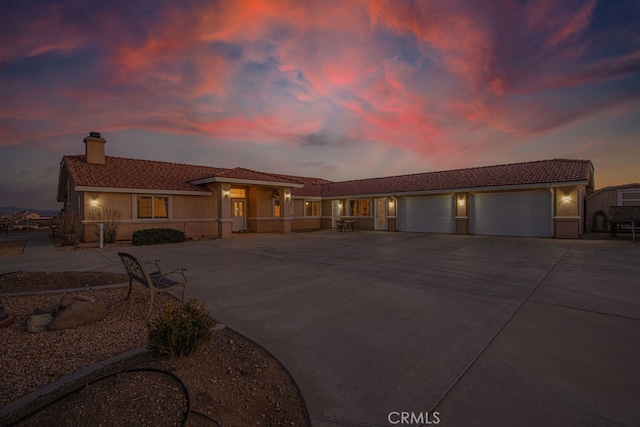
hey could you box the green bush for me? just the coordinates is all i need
[132,228,186,245]
[147,300,215,357]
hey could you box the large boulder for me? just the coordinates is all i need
[48,295,108,330]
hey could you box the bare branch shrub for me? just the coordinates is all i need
[87,207,121,243]
[59,211,81,246]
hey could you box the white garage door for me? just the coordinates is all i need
[397,195,455,233]
[470,190,552,237]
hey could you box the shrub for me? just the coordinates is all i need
[132,228,186,246]
[87,207,121,243]
[147,300,215,357]
[59,211,81,246]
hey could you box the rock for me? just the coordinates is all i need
[0,315,15,329]
[48,300,108,330]
[27,314,53,332]
[34,306,57,315]
[58,294,95,310]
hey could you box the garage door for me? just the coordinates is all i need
[470,190,552,237]
[397,195,455,233]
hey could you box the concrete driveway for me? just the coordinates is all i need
[2,231,639,426]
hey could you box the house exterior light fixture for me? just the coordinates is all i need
[90,198,98,207]
[563,195,570,202]
[223,189,230,199]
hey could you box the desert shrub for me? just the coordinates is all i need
[132,228,186,246]
[87,207,121,243]
[59,211,81,246]
[147,300,215,357]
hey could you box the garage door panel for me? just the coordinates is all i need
[398,195,454,233]
[470,190,552,237]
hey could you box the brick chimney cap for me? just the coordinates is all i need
[89,131,101,138]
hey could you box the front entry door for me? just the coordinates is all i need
[375,198,388,230]
[232,199,246,232]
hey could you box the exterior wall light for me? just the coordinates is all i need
[223,189,230,199]
[563,195,570,202]
[90,198,99,207]
[458,197,465,206]
[285,191,291,201]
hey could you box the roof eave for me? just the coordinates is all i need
[323,180,591,199]
[74,186,212,196]
[190,177,304,188]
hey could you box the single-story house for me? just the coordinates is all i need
[57,133,595,242]
[585,183,640,232]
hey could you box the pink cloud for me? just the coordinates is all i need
[547,0,597,46]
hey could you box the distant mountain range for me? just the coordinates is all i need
[0,206,59,217]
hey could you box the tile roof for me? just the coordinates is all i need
[212,168,304,186]
[269,174,333,197]
[62,155,593,199]
[62,155,229,192]
[320,159,594,197]
[62,157,310,193]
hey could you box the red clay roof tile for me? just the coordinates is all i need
[62,156,593,198]
[320,159,593,197]
[63,156,228,192]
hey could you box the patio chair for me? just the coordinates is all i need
[117,252,188,319]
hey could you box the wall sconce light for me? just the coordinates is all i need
[458,197,465,206]
[285,192,291,201]
[223,189,230,199]
[90,198,98,207]
[563,195,570,202]
[389,199,395,207]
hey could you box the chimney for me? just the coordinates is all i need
[83,132,106,164]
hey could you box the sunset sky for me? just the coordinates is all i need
[1,0,639,210]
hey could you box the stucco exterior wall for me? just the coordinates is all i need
[292,218,322,230]
[172,194,216,220]
[553,185,582,238]
[79,191,218,242]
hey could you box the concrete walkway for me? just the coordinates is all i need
[1,230,639,426]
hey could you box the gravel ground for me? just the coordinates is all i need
[0,286,179,407]
[0,271,309,426]
[0,240,26,257]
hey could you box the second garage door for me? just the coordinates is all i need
[397,195,455,233]
[470,190,552,237]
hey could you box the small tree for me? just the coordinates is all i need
[87,207,121,243]
[59,211,81,246]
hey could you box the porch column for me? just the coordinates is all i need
[455,192,469,235]
[218,183,232,238]
[281,187,292,234]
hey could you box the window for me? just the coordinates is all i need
[137,196,169,219]
[274,199,281,217]
[350,199,370,216]
[619,190,640,206]
[230,188,246,198]
[305,201,320,216]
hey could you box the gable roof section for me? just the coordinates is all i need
[269,174,333,197]
[60,157,306,196]
[61,155,228,194]
[321,159,594,197]
[190,167,304,188]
